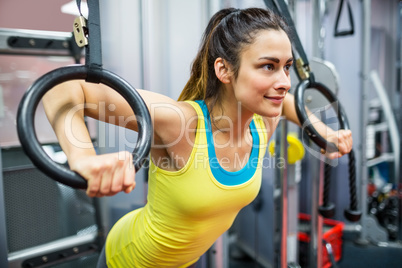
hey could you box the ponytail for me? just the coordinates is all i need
[177,36,210,101]
[178,8,237,102]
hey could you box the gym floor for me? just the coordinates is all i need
[26,231,402,268]
[337,232,402,268]
[229,231,402,268]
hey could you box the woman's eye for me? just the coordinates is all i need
[284,64,292,72]
[263,64,274,71]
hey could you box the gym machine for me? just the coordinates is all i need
[357,0,401,247]
[0,28,102,267]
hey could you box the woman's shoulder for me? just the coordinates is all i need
[179,100,203,118]
[150,100,200,171]
[159,100,199,125]
[152,100,199,146]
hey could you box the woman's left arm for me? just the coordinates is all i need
[282,93,353,159]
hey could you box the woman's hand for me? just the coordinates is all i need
[70,151,136,197]
[322,129,353,159]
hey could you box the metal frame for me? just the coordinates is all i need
[396,0,402,242]
[357,0,371,245]
[0,148,9,268]
[8,232,98,268]
[274,117,288,268]
[0,28,81,58]
[308,144,325,268]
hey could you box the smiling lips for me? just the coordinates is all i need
[264,95,284,104]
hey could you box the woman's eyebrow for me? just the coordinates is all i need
[259,56,279,63]
[258,57,294,63]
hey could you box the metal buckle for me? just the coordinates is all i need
[73,16,88,47]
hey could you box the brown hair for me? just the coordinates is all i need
[178,8,291,112]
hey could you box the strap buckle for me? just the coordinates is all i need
[295,58,310,81]
[73,16,88,47]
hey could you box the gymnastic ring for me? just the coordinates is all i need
[17,65,152,189]
[294,78,361,222]
[293,78,349,153]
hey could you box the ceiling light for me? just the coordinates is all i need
[61,0,88,17]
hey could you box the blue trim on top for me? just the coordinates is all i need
[195,100,259,186]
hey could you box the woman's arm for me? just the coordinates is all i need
[43,81,96,162]
[43,81,137,197]
[282,93,353,158]
[43,80,189,196]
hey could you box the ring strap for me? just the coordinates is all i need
[263,0,309,70]
[76,0,103,83]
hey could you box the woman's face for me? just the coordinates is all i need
[231,29,293,118]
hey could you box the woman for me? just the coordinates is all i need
[43,7,352,268]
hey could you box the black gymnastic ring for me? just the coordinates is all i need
[294,78,361,222]
[17,65,152,189]
[294,78,350,153]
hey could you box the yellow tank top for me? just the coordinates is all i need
[105,100,268,267]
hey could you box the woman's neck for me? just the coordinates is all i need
[207,96,254,140]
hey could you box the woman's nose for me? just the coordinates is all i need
[275,70,291,91]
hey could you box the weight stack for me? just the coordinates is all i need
[0,147,102,268]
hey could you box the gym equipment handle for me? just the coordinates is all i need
[17,65,152,189]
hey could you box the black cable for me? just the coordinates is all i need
[323,163,332,208]
[348,149,358,211]
[263,0,309,67]
[318,162,335,218]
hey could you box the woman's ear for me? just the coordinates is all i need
[214,57,231,84]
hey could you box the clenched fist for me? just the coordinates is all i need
[70,151,136,197]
